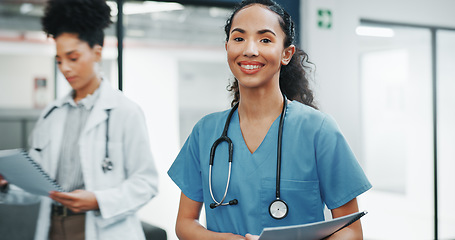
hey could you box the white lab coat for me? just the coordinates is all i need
[0,80,159,240]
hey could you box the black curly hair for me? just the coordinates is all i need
[225,0,317,109]
[41,0,112,47]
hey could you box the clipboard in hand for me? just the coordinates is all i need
[259,211,367,240]
[0,148,64,196]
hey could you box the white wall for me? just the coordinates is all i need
[0,41,55,109]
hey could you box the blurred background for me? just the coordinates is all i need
[0,0,454,239]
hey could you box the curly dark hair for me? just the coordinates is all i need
[41,0,112,47]
[225,0,317,109]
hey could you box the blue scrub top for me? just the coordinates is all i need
[168,101,371,236]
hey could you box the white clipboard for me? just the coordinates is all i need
[259,211,367,240]
[0,148,63,196]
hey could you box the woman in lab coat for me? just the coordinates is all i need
[0,0,158,239]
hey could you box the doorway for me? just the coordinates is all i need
[358,22,455,239]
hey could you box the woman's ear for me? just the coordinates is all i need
[281,45,296,66]
[93,45,103,62]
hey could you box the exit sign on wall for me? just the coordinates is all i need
[317,9,332,29]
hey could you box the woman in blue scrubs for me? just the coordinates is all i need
[168,0,371,239]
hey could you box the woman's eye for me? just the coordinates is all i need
[56,61,61,65]
[233,37,244,42]
[70,58,77,62]
[261,39,271,43]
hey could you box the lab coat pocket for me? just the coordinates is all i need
[95,212,126,228]
[95,214,126,236]
[260,178,322,228]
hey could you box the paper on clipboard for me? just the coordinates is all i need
[0,149,63,196]
[259,211,367,240]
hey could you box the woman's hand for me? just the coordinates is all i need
[0,174,8,192]
[49,189,99,213]
[245,233,260,240]
[0,174,7,187]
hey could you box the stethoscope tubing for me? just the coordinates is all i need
[102,109,114,173]
[275,96,286,199]
[105,109,111,159]
[209,95,288,219]
[208,162,233,207]
[208,104,238,208]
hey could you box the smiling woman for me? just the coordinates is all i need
[224,4,316,110]
[167,0,371,240]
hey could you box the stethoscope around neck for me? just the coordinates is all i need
[43,102,114,173]
[208,95,288,220]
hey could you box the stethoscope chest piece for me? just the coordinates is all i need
[102,158,113,173]
[269,199,288,219]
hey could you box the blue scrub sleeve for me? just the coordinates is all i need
[315,115,372,210]
[168,122,204,202]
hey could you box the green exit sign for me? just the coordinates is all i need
[317,9,332,29]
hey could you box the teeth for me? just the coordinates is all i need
[241,64,262,70]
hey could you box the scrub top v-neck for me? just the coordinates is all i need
[168,101,371,236]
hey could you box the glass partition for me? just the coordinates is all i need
[358,26,434,239]
[437,30,455,239]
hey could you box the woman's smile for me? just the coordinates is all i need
[239,61,264,74]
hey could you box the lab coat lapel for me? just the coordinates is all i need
[47,107,67,177]
[83,80,119,135]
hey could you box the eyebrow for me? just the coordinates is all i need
[258,29,276,36]
[231,28,245,34]
[55,50,77,58]
[230,28,276,36]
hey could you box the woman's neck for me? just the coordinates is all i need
[237,87,284,122]
[236,87,285,154]
[74,77,101,103]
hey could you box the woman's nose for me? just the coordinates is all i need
[243,41,258,57]
[59,60,70,73]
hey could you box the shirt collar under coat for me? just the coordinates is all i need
[42,79,119,119]
[61,87,100,110]
[43,79,121,138]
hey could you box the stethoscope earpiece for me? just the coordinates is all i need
[229,199,238,205]
[210,199,238,209]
